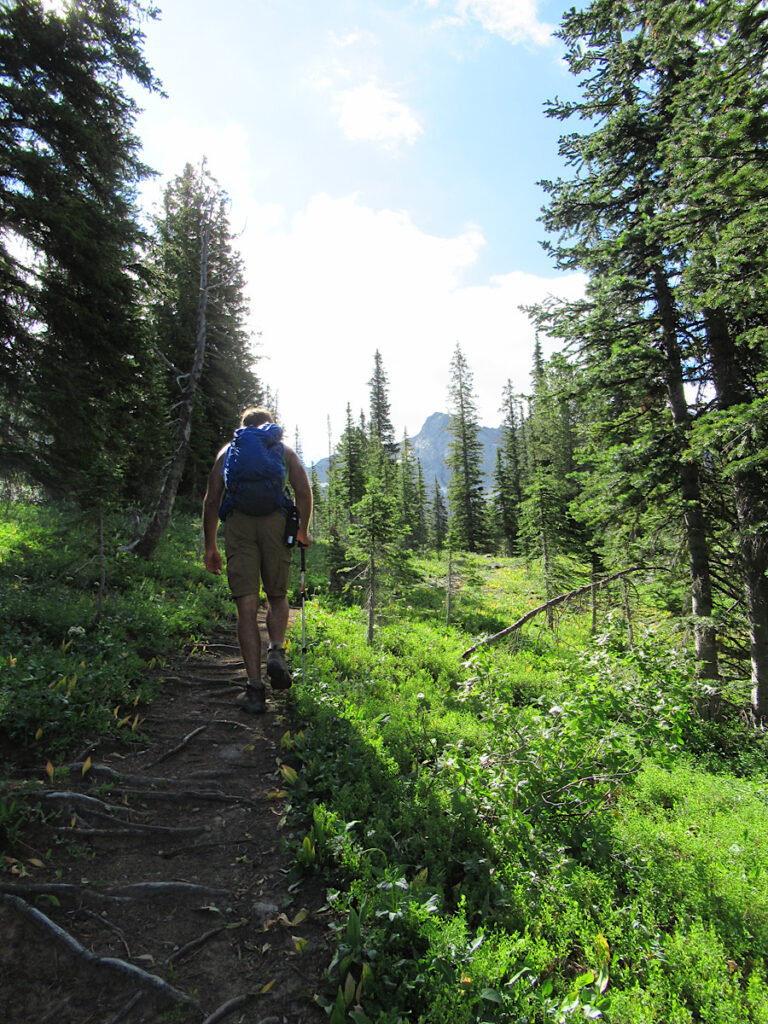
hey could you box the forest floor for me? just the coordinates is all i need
[0,611,332,1024]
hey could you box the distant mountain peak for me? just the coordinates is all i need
[312,412,501,490]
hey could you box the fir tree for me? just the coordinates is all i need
[494,381,525,555]
[532,0,721,679]
[0,0,159,495]
[368,349,397,460]
[142,162,261,501]
[446,344,485,553]
[430,478,448,554]
[348,473,406,644]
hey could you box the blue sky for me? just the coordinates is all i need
[133,0,586,464]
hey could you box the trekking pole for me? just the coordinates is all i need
[299,543,307,680]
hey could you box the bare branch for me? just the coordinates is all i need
[461,566,665,658]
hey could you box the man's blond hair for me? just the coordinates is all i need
[240,407,274,428]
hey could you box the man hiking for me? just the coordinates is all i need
[203,407,312,714]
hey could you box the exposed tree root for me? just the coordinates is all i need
[0,880,229,902]
[40,791,129,816]
[189,643,241,653]
[116,787,266,807]
[60,824,206,839]
[68,761,230,789]
[103,992,145,1024]
[0,892,197,1007]
[106,881,231,899]
[77,906,132,957]
[200,992,257,1024]
[148,725,208,767]
[166,920,243,965]
[157,837,253,858]
[40,996,73,1022]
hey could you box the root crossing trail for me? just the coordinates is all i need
[0,613,331,1024]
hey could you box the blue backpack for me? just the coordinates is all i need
[219,423,292,520]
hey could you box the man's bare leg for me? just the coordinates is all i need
[234,594,262,680]
[265,595,293,689]
[265,595,289,647]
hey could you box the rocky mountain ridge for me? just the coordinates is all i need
[311,411,502,489]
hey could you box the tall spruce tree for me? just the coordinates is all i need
[368,349,397,460]
[349,473,406,644]
[141,162,261,502]
[430,478,448,554]
[532,0,721,679]
[398,431,421,549]
[494,381,526,556]
[446,344,486,552]
[519,349,584,611]
[0,0,159,494]
[651,0,768,715]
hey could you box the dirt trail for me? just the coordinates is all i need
[0,613,331,1024]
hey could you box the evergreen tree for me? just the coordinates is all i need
[430,478,448,554]
[335,403,366,509]
[652,0,768,714]
[532,0,721,679]
[398,431,420,549]
[309,464,324,539]
[0,0,159,494]
[446,344,485,552]
[142,162,261,501]
[519,351,584,612]
[348,473,406,644]
[368,349,397,460]
[494,381,525,555]
[414,459,428,551]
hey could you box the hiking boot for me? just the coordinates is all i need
[236,680,266,714]
[266,646,293,690]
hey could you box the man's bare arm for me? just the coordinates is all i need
[202,449,227,573]
[285,447,313,548]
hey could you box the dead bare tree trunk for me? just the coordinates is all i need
[128,215,213,560]
[461,566,660,659]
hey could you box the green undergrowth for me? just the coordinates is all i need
[282,563,768,1024]
[0,502,231,767]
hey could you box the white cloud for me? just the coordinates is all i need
[236,193,584,463]
[308,31,423,151]
[425,0,555,47]
[462,0,555,46]
[329,28,378,48]
[336,83,424,147]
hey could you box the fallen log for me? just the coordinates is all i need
[461,566,659,659]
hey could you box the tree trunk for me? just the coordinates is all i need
[705,309,768,717]
[654,270,719,680]
[129,216,212,559]
[446,547,452,628]
[95,502,106,625]
[591,550,600,635]
[367,551,376,646]
[621,577,634,647]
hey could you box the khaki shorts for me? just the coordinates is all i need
[222,509,292,600]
